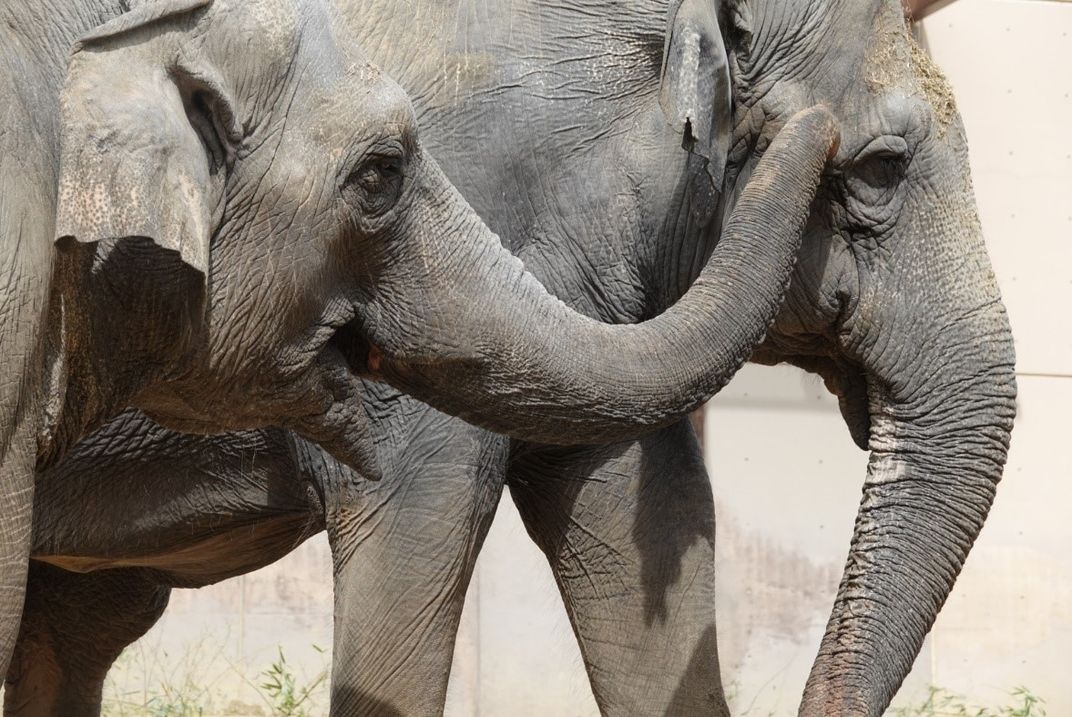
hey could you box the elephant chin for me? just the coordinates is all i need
[285,338,383,483]
[831,365,871,450]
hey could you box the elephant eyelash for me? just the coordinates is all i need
[836,135,911,200]
[348,152,403,181]
[342,153,406,219]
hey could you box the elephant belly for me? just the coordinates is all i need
[33,512,322,588]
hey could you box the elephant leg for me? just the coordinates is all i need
[1,130,53,677]
[0,441,33,679]
[321,394,507,717]
[508,419,728,717]
[4,563,169,717]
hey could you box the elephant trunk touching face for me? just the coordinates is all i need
[3,0,837,676]
[38,0,838,485]
[360,108,839,446]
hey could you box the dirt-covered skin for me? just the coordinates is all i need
[11,1,1014,716]
[0,0,837,681]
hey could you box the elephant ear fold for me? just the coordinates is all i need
[55,0,224,296]
[660,0,732,187]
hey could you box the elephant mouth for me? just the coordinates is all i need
[325,318,383,378]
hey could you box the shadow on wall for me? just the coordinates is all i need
[713,502,842,675]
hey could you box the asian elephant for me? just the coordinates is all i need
[0,0,838,677]
[7,1,1015,717]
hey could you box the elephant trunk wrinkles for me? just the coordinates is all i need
[800,250,1016,715]
[373,107,839,445]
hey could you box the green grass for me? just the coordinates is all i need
[892,686,1047,717]
[721,683,1048,717]
[90,651,1047,717]
[256,646,328,717]
[100,641,328,717]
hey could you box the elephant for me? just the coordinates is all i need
[7,1,1015,716]
[0,0,839,677]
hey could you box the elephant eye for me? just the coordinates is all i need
[851,136,909,191]
[346,154,405,215]
[843,135,910,216]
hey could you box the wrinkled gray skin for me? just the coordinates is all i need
[0,0,837,681]
[9,0,1015,716]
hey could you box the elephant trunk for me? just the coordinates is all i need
[368,107,839,445]
[800,226,1017,714]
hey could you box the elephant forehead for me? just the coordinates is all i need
[739,0,892,85]
[202,0,377,112]
[272,67,415,168]
[214,0,300,45]
[204,0,331,78]
[742,0,952,136]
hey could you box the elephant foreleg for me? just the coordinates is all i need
[322,396,507,717]
[4,564,169,717]
[508,419,728,717]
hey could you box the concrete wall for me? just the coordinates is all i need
[102,1,1071,714]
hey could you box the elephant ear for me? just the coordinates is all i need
[54,0,225,302]
[660,0,732,188]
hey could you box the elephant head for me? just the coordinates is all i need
[719,0,1016,713]
[48,0,840,478]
